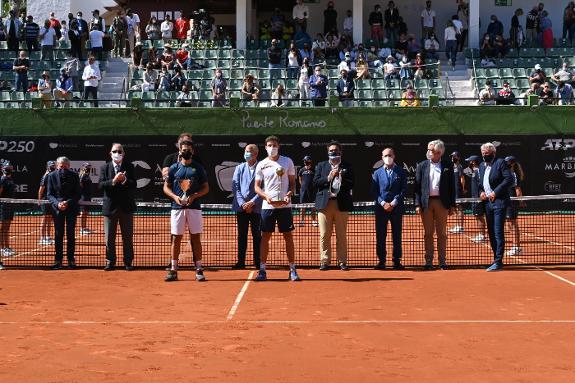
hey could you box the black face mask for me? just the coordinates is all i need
[452,158,459,164]
[3,169,12,176]
[483,154,494,163]
[180,151,193,160]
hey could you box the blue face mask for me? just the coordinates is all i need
[328,151,341,161]
[244,152,253,161]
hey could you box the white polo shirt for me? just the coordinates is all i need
[255,155,295,209]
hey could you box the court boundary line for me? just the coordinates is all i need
[522,232,575,252]
[226,270,255,320]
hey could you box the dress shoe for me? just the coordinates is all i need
[439,264,449,270]
[393,263,405,270]
[423,264,434,271]
[104,262,115,271]
[339,262,349,271]
[68,262,77,270]
[319,263,329,271]
[125,264,134,271]
[374,262,386,270]
[50,262,62,270]
[232,263,246,270]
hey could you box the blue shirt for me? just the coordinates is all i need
[231,161,262,213]
[168,161,207,210]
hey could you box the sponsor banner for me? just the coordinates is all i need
[1,136,573,203]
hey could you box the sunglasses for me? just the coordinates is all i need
[111,150,123,154]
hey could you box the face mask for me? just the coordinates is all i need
[3,169,12,176]
[180,151,193,160]
[383,156,394,166]
[244,152,253,161]
[491,20,495,23]
[216,72,221,78]
[452,158,459,164]
[426,150,433,160]
[483,154,494,163]
[266,146,278,157]
[111,152,123,162]
[328,151,341,161]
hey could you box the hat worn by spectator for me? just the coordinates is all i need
[47,160,56,168]
[450,151,460,158]
[303,155,312,162]
[503,81,509,86]
[534,64,542,70]
[42,71,50,77]
[504,156,516,164]
[82,162,92,168]
[465,155,481,162]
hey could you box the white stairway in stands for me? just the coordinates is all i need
[98,57,130,108]
[439,53,476,106]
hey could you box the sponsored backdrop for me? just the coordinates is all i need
[1,135,574,202]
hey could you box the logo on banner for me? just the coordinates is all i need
[544,156,575,178]
[544,181,562,193]
[215,161,240,196]
[541,138,575,150]
[132,160,152,188]
[240,110,327,129]
[0,140,35,153]
[69,160,152,187]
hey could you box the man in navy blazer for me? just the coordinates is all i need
[232,144,262,269]
[478,142,514,271]
[314,141,354,270]
[414,139,456,270]
[46,156,81,269]
[371,148,407,270]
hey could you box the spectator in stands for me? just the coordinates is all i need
[40,19,56,63]
[487,15,504,40]
[271,83,286,107]
[510,8,525,48]
[383,55,399,79]
[385,1,400,47]
[407,35,420,60]
[540,11,554,50]
[0,17,6,41]
[161,14,174,43]
[564,3,575,43]
[287,45,301,79]
[556,81,574,104]
[90,9,105,32]
[157,67,171,92]
[539,82,555,105]
[175,11,188,40]
[23,16,40,53]
[367,45,381,68]
[293,0,310,33]
[421,1,436,38]
[496,81,516,105]
[552,61,573,84]
[38,71,53,109]
[424,32,440,60]
[126,10,140,57]
[133,41,144,67]
[394,32,408,59]
[89,24,105,61]
[12,50,30,94]
[526,6,539,46]
[271,8,285,40]
[400,83,420,107]
[299,42,313,62]
[451,15,463,52]
[338,51,356,76]
[145,16,161,41]
[60,20,69,43]
[161,45,175,69]
[241,74,260,107]
[48,12,61,40]
[309,65,328,107]
[413,53,426,79]
[82,55,101,107]
[176,85,195,107]
[457,2,469,52]
[112,12,127,58]
[529,64,547,85]
[325,32,339,58]
[337,68,355,107]
[68,20,82,60]
[76,11,89,58]
[312,45,325,65]
[171,66,187,91]
[444,20,458,71]
[398,55,411,80]
[343,10,353,41]
[324,2,338,34]
[54,68,73,107]
[480,33,495,60]
[312,33,326,52]
[268,38,283,83]
[64,50,80,91]
[4,10,22,53]
[211,68,227,107]
[369,5,384,45]
[493,34,507,58]
[478,80,496,105]
[519,82,541,105]
[298,58,312,104]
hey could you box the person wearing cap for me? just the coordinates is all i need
[161,14,173,43]
[478,80,496,105]
[383,55,399,80]
[298,156,317,227]
[504,156,524,257]
[38,161,56,246]
[309,65,328,107]
[338,51,356,76]
[314,141,354,271]
[89,23,105,61]
[211,68,227,107]
[496,81,516,105]
[448,151,465,234]
[478,142,514,271]
[337,68,355,107]
[82,55,101,107]
[98,143,137,271]
[555,80,574,105]
[464,155,487,243]
[38,71,53,109]
[53,68,73,107]
[0,160,16,264]
[529,64,547,85]
[79,163,93,235]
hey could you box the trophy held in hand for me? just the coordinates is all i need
[271,166,286,206]
[178,178,192,206]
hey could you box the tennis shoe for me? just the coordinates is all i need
[1,248,15,257]
[298,221,305,227]
[50,262,63,270]
[505,246,522,256]
[486,263,503,272]
[255,269,267,281]
[471,234,486,243]
[165,270,178,282]
[448,226,464,234]
[195,269,206,282]
[38,237,51,245]
[0,262,4,270]
[311,220,318,227]
[79,228,93,235]
[339,262,349,271]
[319,262,329,271]
[289,269,301,281]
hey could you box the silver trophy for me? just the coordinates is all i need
[178,179,192,204]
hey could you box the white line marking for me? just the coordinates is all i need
[9,229,39,240]
[226,270,255,321]
[523,232,575,252]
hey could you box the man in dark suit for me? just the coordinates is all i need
[313,141,354,271]
[46,156,81,270]
[414,139,456,270]
[98,143,137,271]
[371,148,407,270]
[478,142,514,271]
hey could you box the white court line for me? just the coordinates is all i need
[9,229,39,240]
[1,319,575,325]
[226,271,255,320]
[522,232,575,252]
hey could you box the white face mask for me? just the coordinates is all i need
[426,150,433,160]
[383,156,394,166]
[266,146,278,157]
[111,152,124,162]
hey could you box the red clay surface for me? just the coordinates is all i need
[1,266,575,382]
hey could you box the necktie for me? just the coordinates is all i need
[115,164,120,174]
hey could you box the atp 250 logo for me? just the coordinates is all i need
[540,139,575,150]
[0,140,35,153]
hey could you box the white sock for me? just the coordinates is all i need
[195,260,202,270]
[171,259,178,271]
[260,263,266,271]
[289,263,296,271]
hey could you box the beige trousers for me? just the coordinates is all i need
[421,198,448,265]
[318,199,349,264]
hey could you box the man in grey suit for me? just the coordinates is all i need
[231,144,262,269]
[414,139,456,270]
[98,143,137,271]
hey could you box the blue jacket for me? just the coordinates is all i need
[371,163,407,214]
[46,168,81,215]
[309,74,328,98]
[336,77,355,100]
[478,157,514,208]
[232,161,262,213]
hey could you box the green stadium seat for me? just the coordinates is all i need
[229,79,243,90]
[245,59,258,68]
[474,68,487,79]
[232,49,245,59]
[357,79,371,89]
[499,68,513,78]
[371,79,385,89]
[190,49,204,59]
[385,78,400,89]
[200,80,212,89]
[429,78,442,90]
[504,79,517,88]
[218,50,231,60]
[329,78,338,89]
[417,89,430,99]
[0,41,7,49]
[258,59,269,67]
[204,49,218,59]
[153,40,164,49]
[357,100,373,107]
[257,69,270,79]
[357,89,372,100]
[515,78,530,89]
[132,69,143,80]
[270,79,285,89]
[520,47,545,57]
[414,78,428,89]
[328,68,340,78]
[217,59,231,69]
[286,79,298,90]
[387,90,402,106]
[373,90,387,102]
[199,90,212,101]
[400,78,412,89]
[512,68,527,78]
[484,68,499,79]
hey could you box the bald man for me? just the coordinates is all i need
[231,144,262,269]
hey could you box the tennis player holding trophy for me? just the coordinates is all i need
[254,136,301,281]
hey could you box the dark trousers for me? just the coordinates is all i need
[375,206,403,264]
[104,210,134,266]
[83,86,98,107]
[313,98,326,107]
[236,211,261,267]
[26,39,39,52]
[71,42,83,61]
[485,202,506,265]
[53,212,77,263]
[91,46,103,61]
[15,73,28,93]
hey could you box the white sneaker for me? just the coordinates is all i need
[298,221,305,227]
[1,248,15,257]
[80,228,92,235]
[448,226,464,234]
[505,246,523,256]
[0,262,4,270]
[471,234,486,243]
[39,237,51,245]
[311,220,318,227]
